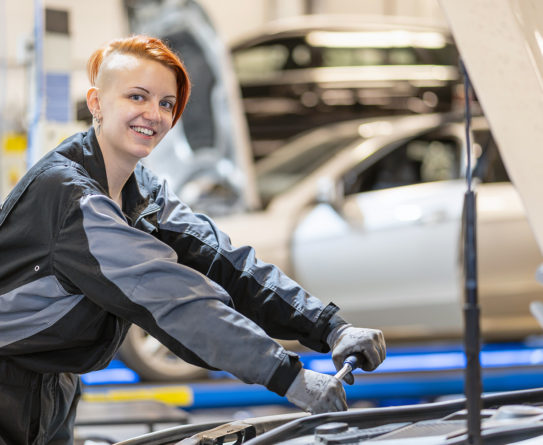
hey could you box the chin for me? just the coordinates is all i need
[132,144,156,159]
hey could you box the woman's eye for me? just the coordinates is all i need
[160,100,174,110]
[130,94,144,101]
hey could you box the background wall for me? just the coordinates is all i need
[200,0,446,44]
[0,0,129,133]
[0,0,447,129]
[0,0,448,197]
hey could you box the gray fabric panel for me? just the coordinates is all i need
[0,276,84,347]
[80,194,286,386]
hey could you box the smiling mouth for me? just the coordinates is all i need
[131,126,156,136]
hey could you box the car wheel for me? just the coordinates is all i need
[118,325,208,382]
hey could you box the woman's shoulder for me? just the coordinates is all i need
[33,129,107,194]
[27,151,105,202]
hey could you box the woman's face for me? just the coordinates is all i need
[89,53,178,165]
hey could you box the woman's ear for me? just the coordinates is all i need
[86,87,100,117]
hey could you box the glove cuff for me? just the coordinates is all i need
[326,322,352,350]
[285,368,325,412]
[285,368,347,414]
[285,368,308,408]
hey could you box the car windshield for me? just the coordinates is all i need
[233,34,458,78]
[255,128,361,206]
[321,43,458,67]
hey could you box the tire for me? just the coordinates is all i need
[118,325,208,382]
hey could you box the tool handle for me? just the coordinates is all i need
[334,355,361,381]
[343,355,360,370]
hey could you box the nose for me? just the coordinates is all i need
[143,100,161,123]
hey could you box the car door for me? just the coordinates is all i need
[291,126,467,339]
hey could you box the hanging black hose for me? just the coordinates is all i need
[460,59,482,445]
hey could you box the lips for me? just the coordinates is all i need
[131,126,156,136]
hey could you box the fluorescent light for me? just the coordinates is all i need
[306,30,447,49]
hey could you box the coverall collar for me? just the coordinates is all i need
[81,126,109,196]
[81,127,147,214]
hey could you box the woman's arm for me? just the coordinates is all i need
[148,171,347,352]
[53,188,301,395]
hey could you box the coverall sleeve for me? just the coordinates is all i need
[150,175,346,352]
[53,190,300,395]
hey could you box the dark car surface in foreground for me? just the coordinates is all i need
[110,389,543,444]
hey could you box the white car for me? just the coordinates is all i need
[214,112,543,342]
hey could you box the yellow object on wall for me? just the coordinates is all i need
[4,133,27,153]
[1,133,28,200]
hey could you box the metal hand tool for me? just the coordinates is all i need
[334,355,361,382]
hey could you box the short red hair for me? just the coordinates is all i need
[87,35,191,127]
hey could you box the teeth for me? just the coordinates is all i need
[132,126,154,136]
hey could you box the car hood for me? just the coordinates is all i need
[441,0,543,253]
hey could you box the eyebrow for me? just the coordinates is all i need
[131,86,177,100]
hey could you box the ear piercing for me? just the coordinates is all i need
[93,113,102,135]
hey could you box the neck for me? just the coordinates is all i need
[96,131,136,208]
[106,168,128,208]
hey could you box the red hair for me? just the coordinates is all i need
[87,35,191,127]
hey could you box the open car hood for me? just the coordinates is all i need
[441,0,543,254]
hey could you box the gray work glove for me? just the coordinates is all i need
[285,368,348,414]
[327,324,386,385]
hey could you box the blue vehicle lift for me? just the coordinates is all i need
[81,341,543,410]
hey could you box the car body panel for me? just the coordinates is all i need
[291,181,466,338]
[441,0,543,254]
[477,183,543,337]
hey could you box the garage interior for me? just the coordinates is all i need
[2,1,543,444]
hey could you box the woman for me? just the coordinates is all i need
[0,35,385,444]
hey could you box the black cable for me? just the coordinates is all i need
[459,58,482,445]
[461,60,473,192]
